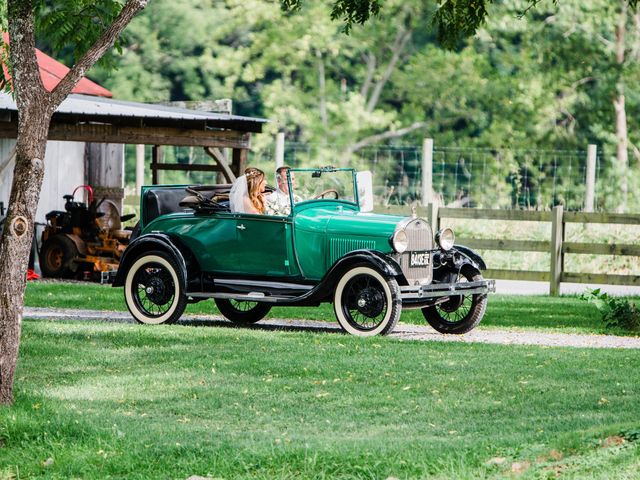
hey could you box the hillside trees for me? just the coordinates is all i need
[474,0,640,210]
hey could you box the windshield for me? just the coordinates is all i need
[288,168,358,206]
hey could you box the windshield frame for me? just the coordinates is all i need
[286,167,360,208]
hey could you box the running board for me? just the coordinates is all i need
[187,278,314,304]
[213,278,313,293]
[187,292,296,303]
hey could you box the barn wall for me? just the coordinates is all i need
[0,139,85,224]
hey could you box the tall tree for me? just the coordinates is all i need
[0,0,148,405]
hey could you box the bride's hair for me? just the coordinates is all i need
[245,167,265,212]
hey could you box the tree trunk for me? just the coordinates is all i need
[614,0,628,212]
[613,92,628,211]
[0,109,51,404]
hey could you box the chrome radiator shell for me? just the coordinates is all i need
[394,217,434,285]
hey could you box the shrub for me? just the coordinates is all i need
[581,289,640,332]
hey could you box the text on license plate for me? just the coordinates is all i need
[410,251,430,267]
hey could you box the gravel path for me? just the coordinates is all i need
[23,306,640,350]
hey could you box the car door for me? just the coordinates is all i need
[233,214,294,277]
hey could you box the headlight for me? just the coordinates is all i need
[391,229,408,253]
[436,228,455,251]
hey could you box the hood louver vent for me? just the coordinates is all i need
[329,238,376,267]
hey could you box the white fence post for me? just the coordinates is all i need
[584,144,597,212]
[275,132,285,169]
[421,138,433,206]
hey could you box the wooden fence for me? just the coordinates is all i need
[419,204,640,295]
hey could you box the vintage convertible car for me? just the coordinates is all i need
[113,167,495,336]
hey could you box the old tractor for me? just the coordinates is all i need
[40,185,136,281]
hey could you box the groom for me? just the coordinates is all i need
[265,166,295,216]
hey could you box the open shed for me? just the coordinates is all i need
[0,92,267,222]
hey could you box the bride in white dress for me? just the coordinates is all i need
[229,167,266,214]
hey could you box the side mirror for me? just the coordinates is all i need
[356,171,374,213]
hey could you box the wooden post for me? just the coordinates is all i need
[584,144,597,212]
[151,145,162,185]
[232,148,248,177]
[421,138,433,206]
[550,205,564,296]
[426,202,439,231]
[135,144,145,195]
[275,132,285,168]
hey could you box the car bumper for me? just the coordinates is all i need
[400,279,496,307]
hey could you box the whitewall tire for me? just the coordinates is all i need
[333,265,402,336]
[124,252,187,325]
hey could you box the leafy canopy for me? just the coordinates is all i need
[281,0,639,46]
[0,0,128,70]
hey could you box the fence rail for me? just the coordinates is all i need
[423,204,640,295]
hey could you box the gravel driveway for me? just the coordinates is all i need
[23,306,640,349]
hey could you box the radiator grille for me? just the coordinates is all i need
[398,218,434,284]
[329,238,376,267]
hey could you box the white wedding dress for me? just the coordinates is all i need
[229,175,249,213]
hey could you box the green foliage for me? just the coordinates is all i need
[433,0,493,48]
[281,0,381,33]
[581,288,640,332]
[620,427,640,442]
[33,0,126,69]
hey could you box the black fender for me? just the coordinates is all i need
[432,245,486,283]
[453,245,487,271]
[301,250,402,303]
[112,233,196,288]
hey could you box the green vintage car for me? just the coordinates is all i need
[113,167,495,336]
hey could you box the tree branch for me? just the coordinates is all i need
[49,0,148,108]
[360,52,376,99]
[344,121,426,156]
[365,25,411,113]
[316,50,328,127]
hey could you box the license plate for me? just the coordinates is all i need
[410,251,430,267]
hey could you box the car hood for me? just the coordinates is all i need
[294,205,406,237]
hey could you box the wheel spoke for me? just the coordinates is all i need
[132,262,176,318]
[341,273,388,331]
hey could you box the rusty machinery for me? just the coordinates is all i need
[40,185,136,281]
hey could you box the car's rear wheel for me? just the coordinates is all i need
[214,299,271,324]
[421,268,487,334]
[333,265,401,336]
[124,251,187,324]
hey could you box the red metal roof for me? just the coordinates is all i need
[2,32,112,98]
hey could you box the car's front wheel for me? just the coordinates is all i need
[214,299,271,324]
[333,265,401,336]
[421,268,487,334]
[124,251,187,325]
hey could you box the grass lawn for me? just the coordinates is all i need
[23,280,640,336]
[1,320,639,479]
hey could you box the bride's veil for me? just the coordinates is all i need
[229,175,248,213]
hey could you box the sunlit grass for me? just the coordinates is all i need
[1,320,639,479]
